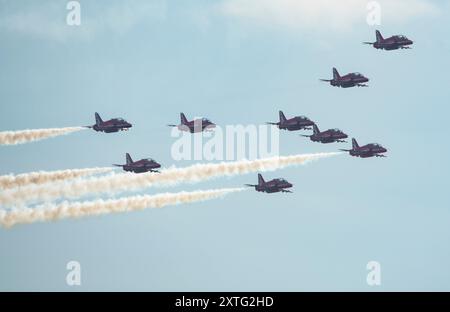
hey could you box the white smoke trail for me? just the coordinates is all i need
[0,167,113,190]
[0,127,86,145]
[0,152,342,206]
[0,188,245,228]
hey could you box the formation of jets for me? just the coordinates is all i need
[320,30,413,89]
[265,110,387,159]
[84,30,408,193]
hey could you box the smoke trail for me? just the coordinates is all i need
[0,188,244,228]
[0,152,342,206]
[0,127,86,145]
[0,167,113,190]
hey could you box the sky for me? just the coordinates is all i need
[0,0,450,291]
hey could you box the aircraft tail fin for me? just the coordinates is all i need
[376,30,384,42]
[126,153,133,165]
[313,124,320,135]
[279,111,287,123]
[180,113,188,125]
[258,173,265,186]
[352,138,359,150]
[95,112,103,125]
[333,68,340,80]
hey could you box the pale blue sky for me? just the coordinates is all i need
[0,0,449,291]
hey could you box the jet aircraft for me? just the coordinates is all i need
[245,174,293,194]
[321,68,369,88]
[266,111,315,131]
[113,153,161,173]
[87,112,132,133]
[301,124,348,144]
[168,113,216,133]
[364,30,413,51]
[340,138,387,158]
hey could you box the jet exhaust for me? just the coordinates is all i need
[0,167,113,190]
[0,152,342,207]
[0,188,245,228]
[0,127,87,146]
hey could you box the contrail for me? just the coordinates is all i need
[0,167,113,190]
[0,188,244,228]
[0,152,342,206]
[0,127,86,145]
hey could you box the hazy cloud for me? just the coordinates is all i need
[0,0,167,41]
[218,0,439,32]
